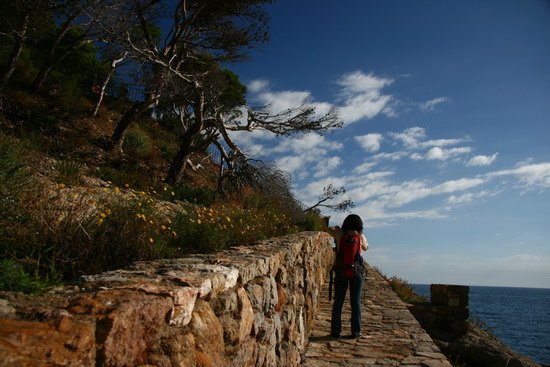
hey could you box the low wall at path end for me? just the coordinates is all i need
[0,232,334,366]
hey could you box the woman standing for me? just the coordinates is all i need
[326,214,368,338]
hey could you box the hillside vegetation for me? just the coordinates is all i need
[0,1,346,293]
[0,89,326,292]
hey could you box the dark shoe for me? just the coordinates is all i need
[350,332,361,339]
[330,333,340,339]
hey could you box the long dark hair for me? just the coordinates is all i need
[341,214,363,233]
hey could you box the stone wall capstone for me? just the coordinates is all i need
[0,231,334,367]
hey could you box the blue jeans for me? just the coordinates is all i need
[331,269,363,336]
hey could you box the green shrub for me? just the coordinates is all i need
[388,275,428,303]
[168,203,296,254]
[170,184,217,206]
[298,211,325,231]
[0,259,44,293]
[123,129,152,157]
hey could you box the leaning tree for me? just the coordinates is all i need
[99,0,273,152]
[162,66,342,185]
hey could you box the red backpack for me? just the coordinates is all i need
[338,232,361,279]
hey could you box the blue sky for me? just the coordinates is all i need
[226,0,550,288]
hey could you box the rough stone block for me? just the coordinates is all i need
[0,314,96,366]
[190,300,229,367]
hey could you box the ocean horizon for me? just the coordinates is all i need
[412,284,550,366]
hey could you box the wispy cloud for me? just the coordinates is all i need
[487,162,550,189]
[314,156,342,178]
[389,127,427,148]
[419,97,450,111]
[466,153,499,166]
[411,146,473,161]
[336,71,397,123]
[446,190,495,205]
[390,127,469,151]
[246,79,333,119]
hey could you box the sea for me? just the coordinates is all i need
[412,284,550,366]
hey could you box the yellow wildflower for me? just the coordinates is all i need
[113,187,120,193]
[149,237,154,243]
[100,213,107,218]
[161,225,167,230]
[124,183,130,188]
[197,219,202,225]
[97,218,104,224]
[58,183,66,189]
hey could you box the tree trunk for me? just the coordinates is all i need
[109,93,159,152]
[165,88,205,185]
[92,52,127,117]
[0,12,30,90]
[165,141,193,186]
[32,65,54,92]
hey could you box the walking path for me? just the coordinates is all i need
[302,265,452,367]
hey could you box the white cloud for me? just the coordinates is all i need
[275,155,306,174]
[390,127,427,149]
[258,90,312,114]
[420,138,469,149]
[314,156,342,178]
[390,127,469,152]
[371,151,408,161]
[355,133,383,152]
[411,146,473,161]
[336,71,396,123]
[272,133,343,179]
[419,97,450,111]
[354,161,378,174]
[270,133,342,155]
[466,153,499,166]
[228,129,276,156]
[247,71,398,129]
[337,71,394,95]
[488,162,550,189]
[446,190,493,204]
[247,79,270,93]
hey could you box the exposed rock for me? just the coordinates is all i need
[68,289,173,366]
[0,314,96,366]
[190,300,229,367]
[441,322,540,367]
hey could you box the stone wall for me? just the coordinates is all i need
[411,284,470,337]
[0,231,334,367]
[409,284,540,367]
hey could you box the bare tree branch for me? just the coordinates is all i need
[303,184,355,213]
